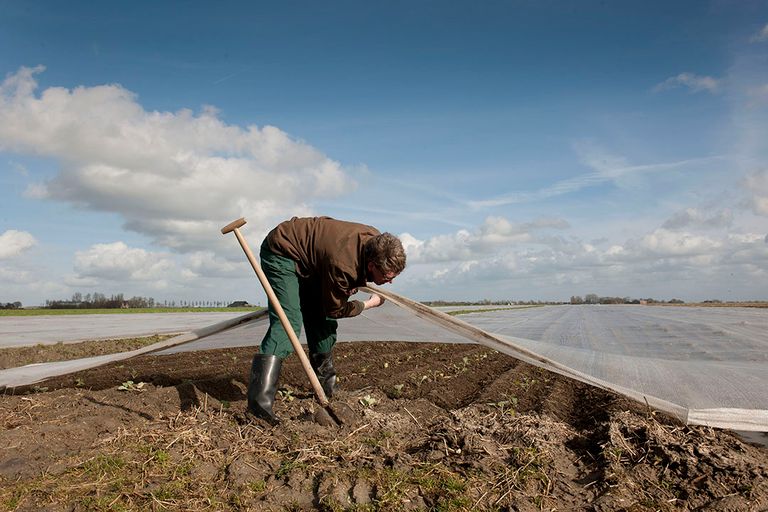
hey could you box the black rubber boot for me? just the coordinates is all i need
[310,351,337,399]
[247,354,282,425]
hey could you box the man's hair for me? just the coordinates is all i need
[364,233,406,274]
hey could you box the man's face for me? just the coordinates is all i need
[367,262,398,285]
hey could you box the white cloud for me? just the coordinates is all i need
[0,66,355,253]
[183,251,247,278]
[395,213,767,301]
[73,241,175,281]
[653,72,721,94]
[401,215,568,263]
[662,208,733,230]
[745,169,768,216]
[0,267,32,284]
[751,23,768,42]
[0,230,36,259]
[629,229,722,258]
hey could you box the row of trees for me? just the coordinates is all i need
[1,301,22,309]
[44,293,253,309]
[46,293,156,309]
[570,294,685,305]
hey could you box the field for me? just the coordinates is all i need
[0,307,259,317]
[2,338,767,511]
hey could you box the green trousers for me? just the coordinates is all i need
[259,240,338,359]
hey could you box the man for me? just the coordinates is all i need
[248,216,406,424]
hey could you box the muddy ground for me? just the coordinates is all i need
[1,341,767,511]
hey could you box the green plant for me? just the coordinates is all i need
[81,454,126,476]
[359,394,378,408]
[248,480,267,493]
[388,383,405,398]
[277,388,295,402]
[117,380,146,391]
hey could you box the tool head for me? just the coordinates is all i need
[221,217,247,234]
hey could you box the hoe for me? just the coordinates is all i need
[221,217,350,426]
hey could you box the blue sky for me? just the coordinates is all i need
[1,0,767,306]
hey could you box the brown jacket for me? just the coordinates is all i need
[266,217,379,318]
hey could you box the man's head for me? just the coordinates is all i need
[364,232,406,285]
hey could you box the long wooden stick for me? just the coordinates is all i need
[221,218,329,407]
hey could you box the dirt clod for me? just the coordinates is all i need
[1,341,766,511]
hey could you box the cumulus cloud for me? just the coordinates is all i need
[396,213,768,301]
[0,230,36,259]
[627,229,722,258]
[184,251,247,278]
[0,66,355,253]
[73,242,175,281]
[653,72,721,94]
[662,208,733,230]
[401,215,569,263]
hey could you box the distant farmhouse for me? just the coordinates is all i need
[227,301,254,307]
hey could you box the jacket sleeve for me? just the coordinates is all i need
[322,266,365,319]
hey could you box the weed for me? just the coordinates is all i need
[141,445,170,467]
[276,454,308,479]
[248,480,267,493]
[81,454,126,477]
[151,480,185,501]
[517,376,537,391]
[175,461,194,477]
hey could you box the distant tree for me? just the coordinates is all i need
[570,295,584,304]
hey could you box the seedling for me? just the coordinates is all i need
[277,389,295,402]
[118,380,146,392]
[359,394,378,408]
[387,383,405,399]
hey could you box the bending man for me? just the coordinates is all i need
[248,216,406,424]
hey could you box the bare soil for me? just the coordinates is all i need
[1,341,767,511]
[0,335,176,370]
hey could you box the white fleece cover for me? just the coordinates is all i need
[2,288,766,431]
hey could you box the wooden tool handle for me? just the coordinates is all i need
[221,217,247,234]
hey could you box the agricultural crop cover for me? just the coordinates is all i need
[2,288,766,432]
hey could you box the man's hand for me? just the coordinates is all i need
[363,294,385,310]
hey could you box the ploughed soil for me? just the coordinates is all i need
[1,341,767,511]
[0,335,176,370]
